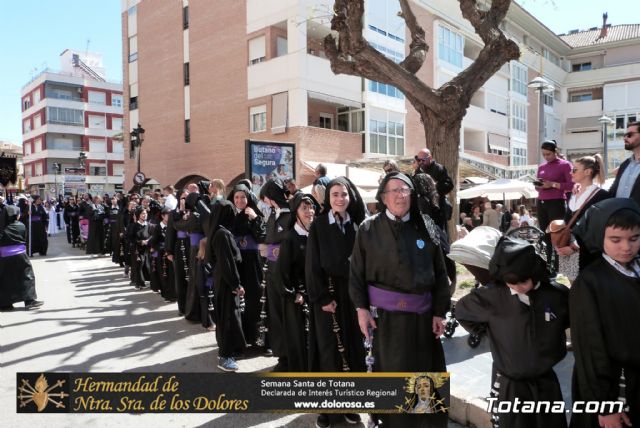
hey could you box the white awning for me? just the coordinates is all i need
[488,133,510,152]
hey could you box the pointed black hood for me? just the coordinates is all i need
[260,178,288,208]
[489,236,548,285]
[323,176,366,226]
[288,192,319,229]
[574,198,640,253]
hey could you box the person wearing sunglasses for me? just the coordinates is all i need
[608,121,640,205]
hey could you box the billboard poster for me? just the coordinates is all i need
[245,140,295,195]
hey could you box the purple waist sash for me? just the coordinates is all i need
[266,244,280,262]
[367,284,432,314]
[151,251,159,257]
[103,218,110,224]
[235,235,258,251]
[177,231,188,239]
[0,244,27,258]
[189,232,205,246]
[31,215,42,221]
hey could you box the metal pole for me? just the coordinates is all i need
[603,122,609,179]
[28,197,32,257]
[538,88,545,164]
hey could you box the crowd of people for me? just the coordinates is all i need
[1,121,639,427]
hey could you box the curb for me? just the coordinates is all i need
[450,392,492,428]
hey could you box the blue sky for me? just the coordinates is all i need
[0,0,636,144]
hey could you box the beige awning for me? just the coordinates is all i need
[271,92,288,135]
[566,116,600,131]
[488,133,510,152]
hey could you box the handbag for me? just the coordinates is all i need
[547,188,599,248]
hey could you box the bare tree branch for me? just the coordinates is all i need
[397,0,428,74]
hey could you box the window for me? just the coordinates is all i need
[543,93,554,107]
[366,0,405,42]
[183,62,190,86]
[113,164,124,176]
[33,89,40,104]
[46,107,84,126]
[570,93,593,102]
[34,138,42,152]
[129,36,138,62]
[337,107,364,133]
[248,36,266,65]
[369,112,404,156]
[89,139,106,152]
[438,25,464,68]
[130,96,138,110]
[510,101,527,132]
[510,62,528,96]
[23,97,31,111]
[23,119,31,134]
[91,166,107,176]
[543,49,560,67]
[88,90,106,105]
[319,114,333,129]
[368,80,405,99]
[111,94,123,107]
[35,163,43,176]
[572,62,592,72]
[183,6,189,29]
[512,147,527,166]
[24,143,32,156]
[34,114,42,128]
[250,105,267,132]
[185,119,190,143]
[112,117,123,130]
[276,37,287,57]
[88,115,106,129]
[112,141,124,153]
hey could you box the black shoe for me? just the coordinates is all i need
[262,348,273,357]
[316,414,331,428]
[0,305,15,311]
[24,300,44,309]
[344,414,361,424]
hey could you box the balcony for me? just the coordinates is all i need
[564,61,640,87]
[563,99,602,119]
[464,105,509,134]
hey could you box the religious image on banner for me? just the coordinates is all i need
[400,373,450,414]
[0,156,18,187]
[246,141,295,195]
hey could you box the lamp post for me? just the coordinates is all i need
[598,114,615,178]
[528,76,555,164]
[53,162,61,198]
[78,151,87,197]
[130,123,145,173]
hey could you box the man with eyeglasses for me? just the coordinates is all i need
[412,148,454,231]
[608,121,640,205]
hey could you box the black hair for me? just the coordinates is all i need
[541,140,557,152]
[605,208,640,231]
[316,163,327,176]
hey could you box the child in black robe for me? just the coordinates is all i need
[148,207,176,302]
[570,198,640,428]
[127,207,151,290]
[456,236,569,428]
[277,193,318,372]
[208,200,246,372]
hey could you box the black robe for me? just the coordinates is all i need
[570,258,640,427]
[119,208,134,267]
[166,209,190,314]
[108,205,123,264]
[277,227,310,371]
[28,204,48,256]
[231,210,266,345]
[307,214,365,372]
[456,281,569,428]
[148,222,176,301]
[65,204,80,245]
[0,219,37,306]
[264,208,292,359]
[349,212,450,428]
[86,203,106,255]
[212,227,246,358]
[127,221,151,287]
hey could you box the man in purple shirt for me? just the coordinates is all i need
[536,140,573,272]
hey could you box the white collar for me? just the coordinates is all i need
[385,209,410,222]
[508,282,541,306]
[137,220,147,226]
[294,222,309,236]
[328,210,351,225]
[603,253,640,278]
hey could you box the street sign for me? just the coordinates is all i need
[133,171,146,185]
[49,187,56,194]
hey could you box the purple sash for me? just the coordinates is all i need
[266,244,280,262]
[177,230,188,239]
[235,234,258,251]
[368,284,432,314]
[189,232,205,246]
[103,218,110,224]
[151,251,159,258]
[31,215,42,221]
[0,244,27,258]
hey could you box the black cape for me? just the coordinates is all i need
[0,215,37,306]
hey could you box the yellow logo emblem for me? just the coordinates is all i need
[19,374,67,411]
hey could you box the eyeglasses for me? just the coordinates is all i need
[571,168,580,173]
[384,187,412,196]
[624,131,640,138]
[414,155,429,162]
[383,168,393,173]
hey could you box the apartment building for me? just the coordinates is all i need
[21,49,124,198]
[122,0,640,189]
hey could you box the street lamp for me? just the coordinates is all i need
[52,162,61,198]
[598,114,615,178]
[528,76,555,163]
[130,123,145,173]
[78,151,87,197]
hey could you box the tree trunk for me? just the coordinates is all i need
[422,110,462,242]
